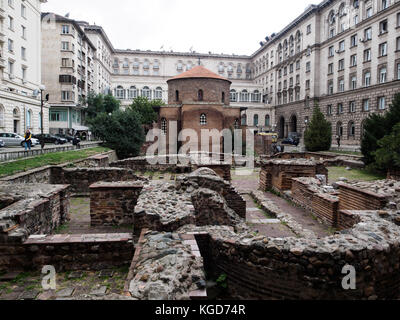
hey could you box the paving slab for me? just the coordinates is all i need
[90,286,108,296]
[98,270,114,278]
[18,290,39,300]
[68,272,83,280]
[56,288,75,297]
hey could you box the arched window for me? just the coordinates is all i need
[240,90,249,102]
[175,90,179,102]
[251,90,261,102]
[222,92,225,103]
[348,121,355,137]
[241,114,247,126]
[161,118,167,135]
[154,87,163,100]
[198,89,203,101]
[336,121,343,136]
[129,86,137,99]
[329,11,336,24]
[200,113,207,126]
[230,89,237,102]
[141,86,151,99]
[123,59,129,68]
[265,115,270,127]
[13,108,20,118]
[253,114,259,126]
[0,105,4,127]
[26,109,32,128]
[116,86,125,99]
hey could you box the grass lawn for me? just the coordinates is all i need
[328,166,385,183]
[0,147,110,178]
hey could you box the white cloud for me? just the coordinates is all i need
[43,0,315,55]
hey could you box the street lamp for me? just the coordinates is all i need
[39,85,49,149]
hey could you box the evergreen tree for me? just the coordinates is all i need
[304,104,332,152]
[128,96,162,127]
[374,123,400,171]
[85,93,120,123]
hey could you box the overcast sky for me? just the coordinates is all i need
[43,0,315,56]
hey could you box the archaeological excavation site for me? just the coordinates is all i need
[1,149,400,300]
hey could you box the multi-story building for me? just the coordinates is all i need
[41,12,95,135]
[42,0,400,146]
[254,0,400,146]
[0,0,48,136]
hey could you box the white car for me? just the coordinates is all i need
[0,133,39,147]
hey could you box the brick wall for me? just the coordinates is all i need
[90,182,143,227]
[0,233,133,272]
[338,183,388,211]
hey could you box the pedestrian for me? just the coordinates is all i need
[24,129,32,151]
[336,135,341,148]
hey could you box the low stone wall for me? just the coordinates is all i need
[53,167,145,194]
[0,233,133,272]
[110,156,192,173]
[190,211,400,300]
[337,210,361,230]
[90,181,143,227]
[338,183,388,211]
[260,159,328,192]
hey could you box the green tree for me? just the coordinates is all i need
[374,123,400,171]
[361,93,400,166]
[128,96,162,127]
[85,93,120,123]
[304,104,332,152]
[89,109,145,159]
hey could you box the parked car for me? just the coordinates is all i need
[0,139,4,148]
[0,133,39,147]
[282,137,300,146]
[32,134,67,145]
[55,134,79,143]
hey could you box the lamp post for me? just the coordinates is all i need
[39,85,48,149]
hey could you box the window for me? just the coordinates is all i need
[364,48,371,62]
[240,90,249,102]
[328,80,334,94]
[339,40,345,52]
[8,39,13,52]
[141,86,151,99]
[26,110,32,128]
[175,90,179,102]
[379,42,387,57]
[62,25,70,34]
[8,16,14,31]
[21,47,26,60]
[329,46,334,57]
[397,37,400,51]
[115,86,125,99]
[22,25,26,39]
[21,4,26,18]
[338,103,344,114]
[338,59,345,71]
[61,41,69,51]
[327,105,332,116]
[198,89,203,101]
[8,61,14,77]
[129,86,137,99]
[306,80,310,90]
[265,115,270,127]
[8,0,13,7]
[22,67,26,81]
[364,27,372,41]
[364,71,371,86]
[351,34,358,47]
[253,114,259,126]
[307,25,311,34]
[161,118,167,135]
[397,12,400,27]
[363,99,370,111]
[354,15,359,25]
[379,20,388,34]
[61,91,73,101]
[241,114,247,126]
[306,62,311,72]
[351,75,357,89]
[200,114,207,126]
[381,0,388,10]
[50,110,68,122]
[154,87,163,100]
[349,122,356,137]
[230,90,237,102]
[339,79,345,92]
[366,7,373,18]
[379,67,387,83]
[351,54,357,67]
[397,62,400,80]
[378,96,386,110]
[350,101,356,113]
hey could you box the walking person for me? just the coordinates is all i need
[24,129,32,151]
[336,135,341,149]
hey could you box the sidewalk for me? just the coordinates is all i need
[0,141,103,162]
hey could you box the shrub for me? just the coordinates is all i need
[304,104,332,152]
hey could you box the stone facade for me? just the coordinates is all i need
[90,181,143,227]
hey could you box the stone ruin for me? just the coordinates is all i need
[2,151,400,300]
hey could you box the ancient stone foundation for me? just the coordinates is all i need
[90,181,143,227]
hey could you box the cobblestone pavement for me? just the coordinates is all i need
[232,168,331,238]
[0,267,129,300]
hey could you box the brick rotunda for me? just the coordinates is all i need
[156,65,245,154]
